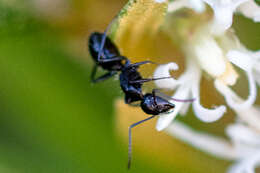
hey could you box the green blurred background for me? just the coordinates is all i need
[0,0,259,173]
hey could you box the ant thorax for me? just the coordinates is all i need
[119,65,143,104]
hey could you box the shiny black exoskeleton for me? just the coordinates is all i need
[119,60,174,105]
[89,32,127,83]
[88,31,188,170]
[119,60,143,104]
[141,92,175,115]
[89,32,171,105]
[119,60,164,104]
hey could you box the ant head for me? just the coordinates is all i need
[141,94,175,115]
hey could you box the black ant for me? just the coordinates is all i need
[88,23,194,170]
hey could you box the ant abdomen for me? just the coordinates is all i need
[88,32,120,60]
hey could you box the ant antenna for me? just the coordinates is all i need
[153,89,195,102]
[129,76,174,84]
[170,97,195,102]
[130,61,158,67]
[98,16,119,61]
[128,115,157,170]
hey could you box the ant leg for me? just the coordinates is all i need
[91,71,117,83]
[97,56,126,63]
[98,16,119,61]
[152,89,195,102]
[128,102,140,107]
[152,89,157,104]
[129,76,172,84]
[130,60,157,67]
[128,115,157,170]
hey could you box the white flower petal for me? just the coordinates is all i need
[156,111,178,131]
[214,69,257,111]
[156,85,191,131]
[192,99,227,122]
[247,154,260,172]
[168,0,187,12]
[254,13,260,22]
[155,0,166,3]
[227,50,254,71]
[255,50,260,57]
[179,102,191,115]
[227,49,260,87]
[187,0,206,13]
[193,35,227,77]
[232,0,250,7]
[217,30,243,52]
[234,106,260,132]
[202,0,214,6]
[191,77,226,122]
[254,71,260,86]
[228,153,260,173]
[153,62,180,89]
[166,121,238,159]
[168,0,206,13]
[226,124,260,146]
[228,159,249,173]
[203,0,249,35]
[212,6,235,34]
[238,0,260,22]
[255,62,260,72]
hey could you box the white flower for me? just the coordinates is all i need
[165,120,238,160]
[152,0,260,171]
[153,19,260,131]
[226,107,260,173]
[155,0,167,3]
[165,107,260,172]
[237,0,260,22]
[168,0,206,13]
[202,0,249,35]
[154,59,227,131]
[228,49,260,86]
[152,26,260,172]
[169,0,260,34]
[214,49,260,111]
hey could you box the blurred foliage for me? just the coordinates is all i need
[255,0,260,6]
